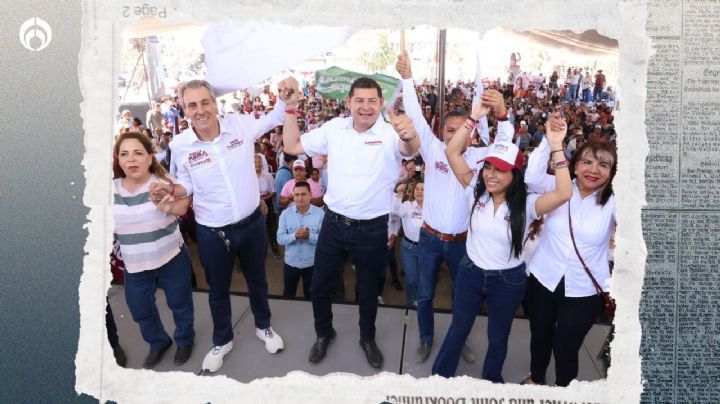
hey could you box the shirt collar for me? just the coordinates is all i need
[190,115,228,144]
[343,115,385,136]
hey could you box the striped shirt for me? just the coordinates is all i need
[113,174,183,273]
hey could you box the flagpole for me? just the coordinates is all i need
[437,29,447,140]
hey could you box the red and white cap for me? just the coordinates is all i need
[484,141,523,172]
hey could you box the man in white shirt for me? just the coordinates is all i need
[281,76,420,369]
[395,52,514,363]
[149,78,295,373]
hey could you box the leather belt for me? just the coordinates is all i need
[215,207,262,230]
[421,222,467,242]
[403,236,419,246]
[324,207,387,227]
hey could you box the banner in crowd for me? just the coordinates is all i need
[202,21,354,95]
[314,66,400,101]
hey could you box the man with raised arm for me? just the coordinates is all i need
[281,76,420,369]
[148,77,297,373]
[395,51,514,363]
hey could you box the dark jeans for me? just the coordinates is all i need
[432,256,527,382]
[196,209,271,346]
[416,227,467,343]
[311,211,388,340]
[123,246,195,351]
[283,264,313,298]
[525,274,603,386]
[400,238,420,306]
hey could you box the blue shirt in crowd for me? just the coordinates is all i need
[277,205,325,269]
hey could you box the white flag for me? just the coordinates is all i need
[202,21,354,95]
[471,50,490,145]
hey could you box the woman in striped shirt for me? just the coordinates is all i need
[112,131,195,369]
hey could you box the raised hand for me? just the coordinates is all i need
[546,112,567,148]
[278,76,300,107]
[387,106,417,142]
[395,51,412,80]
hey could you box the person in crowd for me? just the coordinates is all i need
[149,77,296,373]
[391,180,425,306]
[380,189,404,302]
[396,51,514,364]
[112,131,195,369]
[593,70,606,102]
[255,154,281,258]
[146,102,164,134]
[118,109,132,131]
[521,131,617,387]
[281,76,420,369]
[432,98,572,382]
[275,153,296,214]
[279,160,324,207]
[277,181,325,298]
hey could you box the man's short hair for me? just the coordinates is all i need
[283,153,297,163]
[349,77,382,98]
[294,181,311,193]
[178,80,216,108]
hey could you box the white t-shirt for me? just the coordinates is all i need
[465,184,540,270]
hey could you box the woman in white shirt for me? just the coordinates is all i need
[112,131,195,369]
[522,136,617,387]
[391,180,425,306]
[432,90,572,382]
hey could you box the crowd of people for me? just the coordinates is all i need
[107,50,617,386]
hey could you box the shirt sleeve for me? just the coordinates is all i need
[241,98,286,141]
[526,192,542,221]
[280,180,293,198]
[276,210,296,246]
[495,120,514,143]
[300,119,331,157]
[525,136,555,194]
[390,196,405,218]
[402,78,438,156]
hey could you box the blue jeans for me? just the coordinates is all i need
[593,86,603,101]
[311,211,388,339]
[400,238,420,306]
[582,88,591,103]
[196,209,271,346]
[566,85,577,101]
[124,246,195,351]
[416,227,467,343]
[432,256,527,382]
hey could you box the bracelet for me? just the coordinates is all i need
[467,116,478,124]
[170,183,176,197]
[551,149,564,154]
[550,160,570,170]
[285,108,301,116]
[495,113,508,121]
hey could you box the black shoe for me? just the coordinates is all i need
[416,340,432,363]
[174,342,194,366]
[112,345,127,368]
[143,339,172,369]
[359,338,384,369]
[309,329,337,363]
[391,279,404,291]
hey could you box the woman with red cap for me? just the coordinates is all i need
[431,91,572,382]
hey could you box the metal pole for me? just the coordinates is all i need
[437,29,447,139]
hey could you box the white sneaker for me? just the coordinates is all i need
[377,296,385,305]
[201,341,233,373]
[256,327,284,354]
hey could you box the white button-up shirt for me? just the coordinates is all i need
[465,185,540,270]
[171,101,285,227]
[391,198,424,242]
[401,78,514,234]
[525,137,616,297]
[300,116,406,220]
